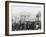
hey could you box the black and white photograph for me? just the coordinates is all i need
[12,4,41,31]
[5,1,45,36]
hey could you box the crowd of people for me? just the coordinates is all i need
[12,12,41,31]
[12,21,41,31]
[12,17,41,31]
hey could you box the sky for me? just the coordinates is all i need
[11,5,41,17]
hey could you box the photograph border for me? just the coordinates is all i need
[5,1,45,36]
